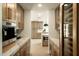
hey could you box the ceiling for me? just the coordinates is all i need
[19,3,59,10]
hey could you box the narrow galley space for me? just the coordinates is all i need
[1,3,79,56]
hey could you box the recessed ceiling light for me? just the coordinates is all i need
[38,4,42,7]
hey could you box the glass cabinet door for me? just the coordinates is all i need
[63,3,73,56]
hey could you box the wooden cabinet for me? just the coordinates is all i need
[49,40,59,56]
[49,44,59,56]
[2,3,24,30]
[2,3,8,20]
[16,4,24,30]
[14,49,20,56]
[20,43,27,56]
[2,3,16,22]
[14,39,30,56]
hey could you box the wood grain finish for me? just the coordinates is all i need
[3,42,16,53]
[49,39,59,56]
[2,3,16,22]
[60,3,79,56]
[2,3,8,21]
[2,3,24,29]
[72,4,77,56]
[3,37,30,56]
[14,39,30,56]
[16,4,24,30]
[31,21,43,39]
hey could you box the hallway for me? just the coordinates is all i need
[30,39,49,56]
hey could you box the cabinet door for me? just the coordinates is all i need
[53,45,59,56]
[14,39,30,56]
[49,39,60,56]
[2,3,7,21]
[20,43,27,56]
[14,50,20,56]
[49,44,54,55]
[17,4,24,30]
[26,40,30,56]
[2,3,16,21]
[21,9,24,30]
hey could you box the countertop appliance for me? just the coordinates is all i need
[2,25,16,42]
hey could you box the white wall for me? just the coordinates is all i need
[20,10,31,38]
[31,10,49,24]
[49,9,59,39]
[0,3,2,55]
[20,8,59,40]
[30,10,49,34]
[21,10,49,38]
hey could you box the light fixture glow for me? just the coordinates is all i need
[38,4,42,7]
[64,4,68,6]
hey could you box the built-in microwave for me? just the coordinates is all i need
[2,25,16,42]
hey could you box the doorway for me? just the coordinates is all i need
[31,21,43,39]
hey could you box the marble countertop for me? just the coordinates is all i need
[42,32,48,37]
[3,37,30,56]
[49,37,59,48]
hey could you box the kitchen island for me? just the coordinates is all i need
[42,33,48,46]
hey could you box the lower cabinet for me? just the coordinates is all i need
[42,36,48,46]
[49,41,59,56]
[14,50,20,56]
[20,43,27,56]
[53,45,59,56]
[14,39,30,56]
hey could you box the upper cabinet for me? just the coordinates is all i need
[2,3,24,30]
[16,4,24,30]
[2,3,16,22]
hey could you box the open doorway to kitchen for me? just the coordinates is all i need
[30,3,59,56]
[31,21,43,39]
[30,9,49,56]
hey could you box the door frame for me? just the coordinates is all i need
[60,3,78,56]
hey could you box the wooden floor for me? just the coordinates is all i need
[30,39,49,56]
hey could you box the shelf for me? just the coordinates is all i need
[64,48,73,56]
[64,6,72,13]
[64,4,72,10]
[63,3,73,56]
[64,12,73,19]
